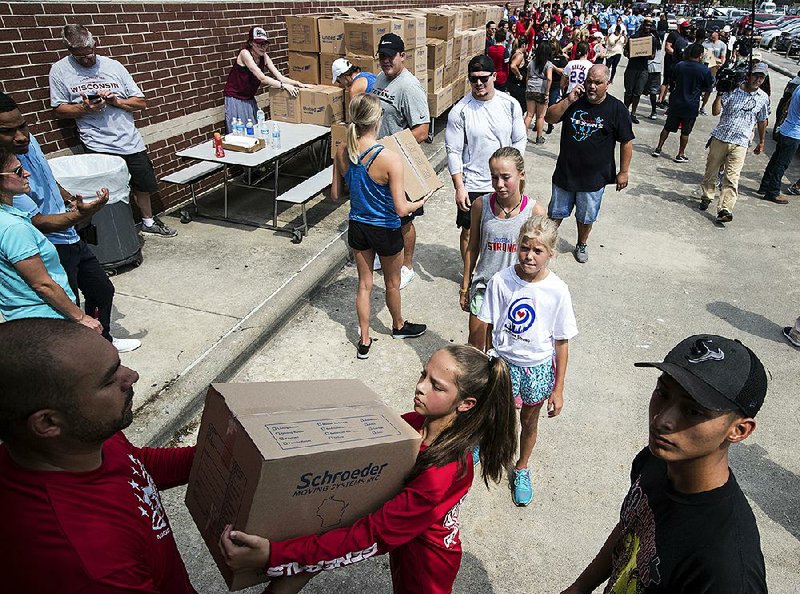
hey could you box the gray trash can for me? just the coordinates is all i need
[49,154,143,271]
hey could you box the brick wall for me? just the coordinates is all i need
[0,1,502,214]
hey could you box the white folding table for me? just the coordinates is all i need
[175,121,330,237]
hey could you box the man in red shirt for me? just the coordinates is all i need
[0,318,197,593]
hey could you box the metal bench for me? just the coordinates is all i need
[275,165,333,242]
[160,161,224,223]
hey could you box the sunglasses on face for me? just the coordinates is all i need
[1,165,24,178]
[252,41,268,47]
[469,74,492,84]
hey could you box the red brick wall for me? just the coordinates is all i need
[0,1,501,213]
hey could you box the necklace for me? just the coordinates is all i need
[498,196,522,218]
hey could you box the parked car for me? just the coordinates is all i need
[693,17,730,32]
[760,18,800,48]
[775,30,799,53]
[737,13,783,31]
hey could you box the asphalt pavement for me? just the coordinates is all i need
[121,62,799,593]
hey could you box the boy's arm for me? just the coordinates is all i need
[548,339,568,417]
[560,522,622,594]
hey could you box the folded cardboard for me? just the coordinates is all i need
[288,51,320,85]
[382,128,444,201]
[344,18,391,57]
[186,380,422,591]
[269,88,302,123]
[404,45,427,76]
[300,85,345,126]
[287,15,320,53]
[330,121,348,159]
[318,17,346,54]
[320,53,345,84]
[629,36,655,59]
[428,84,453,118]
[426,38,446,70]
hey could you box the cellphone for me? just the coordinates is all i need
[87,94,102,103]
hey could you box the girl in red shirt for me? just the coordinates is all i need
[219,345,517,594]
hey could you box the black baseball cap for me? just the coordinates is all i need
[468,54,495,74]
[635,335,767,417]
[377,33,404,57]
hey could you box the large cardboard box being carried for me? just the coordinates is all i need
[269,88,301,123]
[287,15,320,53]
[287,51,320,85]
[318,17,346,54]
[186,380,421,591]
[330,121,348,159]
[383,128,444,201]
[345,18,391,57]
[628,36,655,59]
[300,85,345,126]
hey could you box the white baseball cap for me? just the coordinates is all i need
[331,58,353,83]
[722,25,732,33]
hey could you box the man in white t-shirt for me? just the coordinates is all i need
[445,55,527,263]
[49,25,176,237]
[561,41,593,95]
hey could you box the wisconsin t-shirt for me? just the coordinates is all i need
[553,94,634,192]
[605,448,767,594]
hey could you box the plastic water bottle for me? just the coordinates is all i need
[230,116,238,135]
[245,118,255,136]
[256,108,266,138]
[271,122,281,149]
[234,118,244,135]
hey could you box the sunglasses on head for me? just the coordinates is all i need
[469,74,492,84]
[0,165,24,178]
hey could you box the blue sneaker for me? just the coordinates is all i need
[471,445,480,466]
[512,468,533,507]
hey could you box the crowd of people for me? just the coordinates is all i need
[0,6,797,594]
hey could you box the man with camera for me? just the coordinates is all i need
[700,63,770,224]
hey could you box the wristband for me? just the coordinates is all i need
[459,288,469,295]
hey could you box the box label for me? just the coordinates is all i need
[266,414,403,450]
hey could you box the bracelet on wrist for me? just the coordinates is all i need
[459,288,469,294]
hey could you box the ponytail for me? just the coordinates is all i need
[345,93,382,164]
[346,122,359,165]
[407,345,517,487]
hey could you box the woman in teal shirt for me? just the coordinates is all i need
[0,148,101,331]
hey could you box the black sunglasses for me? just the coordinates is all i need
[469,74,492,84]
[0,165,24,178]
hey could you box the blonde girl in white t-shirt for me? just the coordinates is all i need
[478,215,578,507]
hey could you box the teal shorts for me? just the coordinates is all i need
[469,288,485,316]
[508,360,555,407]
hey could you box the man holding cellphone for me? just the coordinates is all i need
[49,24,176,237]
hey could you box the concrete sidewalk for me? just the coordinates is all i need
[120,121,450,447]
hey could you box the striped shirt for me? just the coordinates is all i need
[711,86,770,148]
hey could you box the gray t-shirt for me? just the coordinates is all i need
[371,68,430,139]
[49,55,146,155]
[702,39,727,63]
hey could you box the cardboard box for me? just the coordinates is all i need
[288,51,320,85]
[222,136,266,153]
[382,128,444,201]
[345,53,380,77]
[300,85,345,126]
[426,38,446,70]
[320,53,345,85]
[318,17,346,54]
[445,38,454,65]
[428,84,453,118]
[425,10,456,40]
[415,69,428,90]
[344,88,352,123]
[287,15,320,53]
[330,121,348,159]
[344,18,391,57]
[185,380,422,591]
[453,31,469,62]
[629,36,655,59]
[443,60,455,87]
[427,65,444,92]
[269,88,301,123]
[404,45,427,76]
[378,13,426,48]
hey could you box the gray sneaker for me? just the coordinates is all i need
[574,243,589,263]
[142,216,177,237]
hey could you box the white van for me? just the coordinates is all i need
[759,2,777,13]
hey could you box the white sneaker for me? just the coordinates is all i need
[112,337,142,353]
[373,253,382,271]
[399,266,415,289]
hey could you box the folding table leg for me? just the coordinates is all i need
[223,164,229,219]
[272,160,280,227]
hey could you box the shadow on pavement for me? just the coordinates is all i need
[454,551,496,593]
[730,443,800,540]
[706,301,785,344]
[415,241,463,285]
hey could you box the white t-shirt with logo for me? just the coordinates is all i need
[478,265,578,367]
[49,55,146,155]
[562,59,594,94]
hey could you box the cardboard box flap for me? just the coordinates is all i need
[382,128,443,201]
[339,7,360,16]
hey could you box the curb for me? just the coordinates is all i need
[762,57,796,79]
[137,123,451,447]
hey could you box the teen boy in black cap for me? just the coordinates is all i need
[561,334,768,594]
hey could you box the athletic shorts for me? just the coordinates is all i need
[468,288,485,316]
[509,360,555,406]
[348,220,403,257]
[525,91,548,104]
[645,72,661,96]
[662,64,675,87]
[456,191,486,229]
[400,205,424,226]
[83,148,158,193]
[623,69,649,99]
[664,112,696,135]
[548,183,606,224]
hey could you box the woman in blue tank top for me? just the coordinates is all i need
[331,58,376,96]
[331,94,430,359]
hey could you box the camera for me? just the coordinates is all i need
[715,64,746,93]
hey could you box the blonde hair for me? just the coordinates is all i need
[518,215,558,254]
[489,146,526,195]
[346,93,382,164]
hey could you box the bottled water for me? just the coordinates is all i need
[245,118,255,136]
[234,118,244,135]
[271,122,281,150]
[256,109,267,138]
[230,116,237,135]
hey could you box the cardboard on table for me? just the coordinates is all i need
[344,18,391,57]
[287,15,320,52]
[330,121,348,159]
[269,88,301,123]
[300,85,344,127]
[382,128,444,201]
[628,36,655,59]
[185,380,422,591]
[288,51,320,85]
[426,38,446,70]
[320,53,345,84]
[318,18,346,54]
